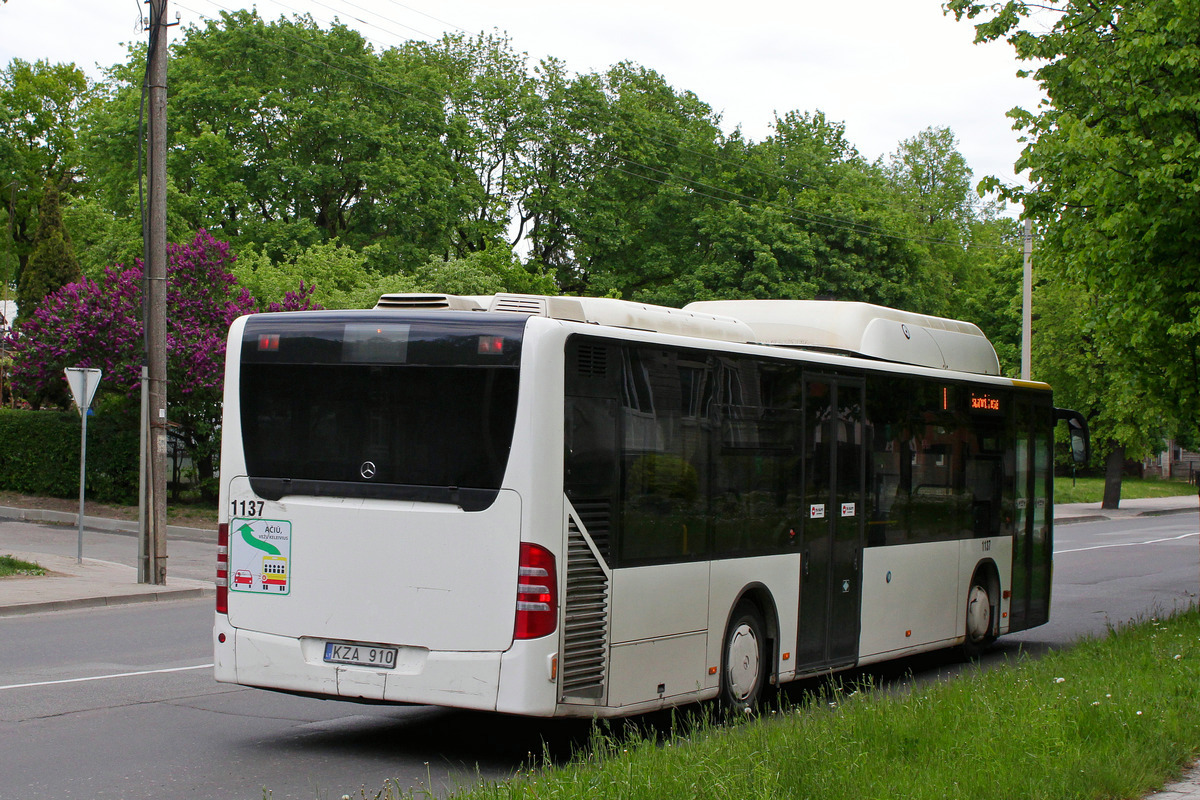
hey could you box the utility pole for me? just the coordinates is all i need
[142,0,169,585]
[1021,218,1033,381]
[2,180,15,408]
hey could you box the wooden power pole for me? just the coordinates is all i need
[143,0,169,585]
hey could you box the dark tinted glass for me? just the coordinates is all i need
[239,312,525,511]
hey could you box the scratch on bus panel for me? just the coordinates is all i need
[413,586,451,593]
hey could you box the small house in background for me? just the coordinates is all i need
[0,300,13,333]
[1144,440,1200,483]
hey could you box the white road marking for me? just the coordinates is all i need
[0,663,213,691]
[1057,531,1199,554]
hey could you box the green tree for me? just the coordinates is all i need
[0,59,92,286]
[1029,261,1169,503]
[16,181,80,320]
[420,32,539,256]
[884,127,1030,363]
[956,217,1024,376]
[886,126,975,231]
[411,248,558,299]
[82,11,464,274]
[885,126,976,312]
[948,0,1200,505]
[515,59,609,288]
[570,63,730,303]
[233,241,384,310]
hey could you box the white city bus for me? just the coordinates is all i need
[213,294,1088,717]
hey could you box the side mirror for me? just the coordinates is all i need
[1054,408,1090,464]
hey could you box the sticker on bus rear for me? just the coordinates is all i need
[229,518,292,595]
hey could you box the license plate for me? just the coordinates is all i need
[323,641,398,669]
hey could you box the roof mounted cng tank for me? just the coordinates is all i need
[684,299,1001,375]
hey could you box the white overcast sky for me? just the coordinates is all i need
[2,0,1043,202]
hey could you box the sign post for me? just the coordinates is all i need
[65,368,102,564]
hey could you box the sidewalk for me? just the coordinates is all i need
[1054,493,1198,524]
[0,497,1197,798]
[0,504,215,617]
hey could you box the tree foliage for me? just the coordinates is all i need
[0,58,92,286]
[948,0,1200,468]
[16,181,80,320]
[49,14,1018,317]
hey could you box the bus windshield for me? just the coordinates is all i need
[238,312,526,511]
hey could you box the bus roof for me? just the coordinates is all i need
[373,293,1001,376]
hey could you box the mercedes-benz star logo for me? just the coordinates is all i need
[360,461,377,480]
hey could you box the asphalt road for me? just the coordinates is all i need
[1008,511,1200,650]
[0,513,1196,799]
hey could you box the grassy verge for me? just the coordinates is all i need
[0,554,46,577]
[1055,476,1196,505]
[365,608,1200,800]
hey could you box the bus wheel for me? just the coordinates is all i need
[721,603,768,714]
[962,577,995,658]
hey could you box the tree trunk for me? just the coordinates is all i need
[1102,440,1124,510]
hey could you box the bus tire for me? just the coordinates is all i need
[721,602,768,714]
[962,572,996,658]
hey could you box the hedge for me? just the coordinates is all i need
[0,408,140,504]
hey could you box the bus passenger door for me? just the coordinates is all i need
[1009,396,1053,632]
[796,376,865,670]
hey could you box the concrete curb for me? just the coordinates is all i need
[1056,507,1197,525]
[1056,515,1111,525]
[0,550,213,617]
[0,586,213,618]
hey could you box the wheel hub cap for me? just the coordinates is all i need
[727,624,760,700]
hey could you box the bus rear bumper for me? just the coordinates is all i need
[214,619,504,711]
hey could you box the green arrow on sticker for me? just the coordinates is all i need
[238,523,281,556]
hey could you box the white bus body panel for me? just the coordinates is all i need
[225,478,522,651]
[218,483,524,708]
[607,562,711,707]
[857,536,1013,663]
[858,542,960,659]
[216,626,506,709]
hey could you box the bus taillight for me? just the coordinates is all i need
[515,543,557,640]
[216,523,229,614]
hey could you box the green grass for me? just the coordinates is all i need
[354,608,1200,800]
[0,554,46,577]
[1054,476,1196,505]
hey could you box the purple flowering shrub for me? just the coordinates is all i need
[6,230,260,402]
[4,230,318,497]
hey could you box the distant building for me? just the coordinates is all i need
[1144,440,1200,483]
[0,299,14,333]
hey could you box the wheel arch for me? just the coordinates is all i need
[968,557,1002,640]
[725,582,781,681]
[971,558,1001,603]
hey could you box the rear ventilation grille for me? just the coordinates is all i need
[491,295,548,315]
[576,345,609,379]
[570,499,611,563]
[374,294,483,311]
[560,514,610,701]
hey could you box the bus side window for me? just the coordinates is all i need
[617,347,711,564]
[711,358,801,557]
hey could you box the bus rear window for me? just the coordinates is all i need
[238,313,525,511]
